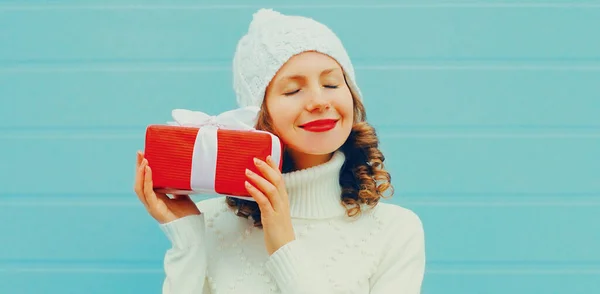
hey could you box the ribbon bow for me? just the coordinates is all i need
[168,106,260,131]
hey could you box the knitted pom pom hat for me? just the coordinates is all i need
[232,8,362,108]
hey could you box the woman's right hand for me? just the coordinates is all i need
[134,151,201,224]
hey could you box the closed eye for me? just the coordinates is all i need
[324,85,338,89]
[283,89,300,96]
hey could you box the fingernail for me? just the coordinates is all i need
[245,168,252,175]
[253,157,260,165]
[266,155,272,163]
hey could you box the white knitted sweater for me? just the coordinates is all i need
[159,151,426,294]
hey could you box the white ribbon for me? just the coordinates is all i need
[166,106,281,197]
[168,106,261,130]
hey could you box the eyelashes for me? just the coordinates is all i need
[283,89,300,96]
[283,85,339,96]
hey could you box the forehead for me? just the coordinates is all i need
[274,51,343,80]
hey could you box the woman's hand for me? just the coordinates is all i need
[134,151,201,224]
[245,156,296,256]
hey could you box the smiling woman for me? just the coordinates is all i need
[134,8,425,294]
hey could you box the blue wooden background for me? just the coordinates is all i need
[1,1,599,293]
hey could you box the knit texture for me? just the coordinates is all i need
[159,151,426,294]
[232,8,363,109]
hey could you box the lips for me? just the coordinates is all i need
[299,119,338,132]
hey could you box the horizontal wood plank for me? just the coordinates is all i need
[2,69,599,128]
[1,135,598,194]
[0,267,599,294]
[1,194,599,262]
[1,6,599,62]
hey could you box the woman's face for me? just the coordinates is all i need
[264,51,354,167]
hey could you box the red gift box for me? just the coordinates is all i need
[143,107,283,200]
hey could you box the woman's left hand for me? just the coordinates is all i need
[245,155,296,256]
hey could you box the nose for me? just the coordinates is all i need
[305,88,330,112]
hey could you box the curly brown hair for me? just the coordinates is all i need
[225,87,393,228]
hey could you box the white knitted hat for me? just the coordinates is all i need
[232,8,362,108]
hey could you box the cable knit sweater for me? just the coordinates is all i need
[159,151,426,294]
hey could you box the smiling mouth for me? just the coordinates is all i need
[299,119,338,132]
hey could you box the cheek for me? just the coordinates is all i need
[266,99,299,132]
[332,90,355,121]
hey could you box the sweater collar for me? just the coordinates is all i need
[282,150,348,219]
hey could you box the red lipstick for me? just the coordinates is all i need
[299,119,338,132]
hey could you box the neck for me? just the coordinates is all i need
[282,150,348,219]
[286,149,334,171]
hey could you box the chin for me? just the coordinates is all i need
[289,132,350,156]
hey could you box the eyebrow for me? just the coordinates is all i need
[321,68,341,75]
[279,68,341,82]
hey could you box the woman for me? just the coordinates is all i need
[134,8,425,294]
